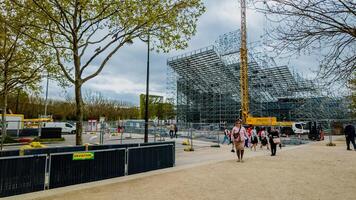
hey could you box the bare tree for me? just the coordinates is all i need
[255,0,355,83]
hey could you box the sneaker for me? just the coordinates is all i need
[231,149,235,153]
[347,148,352,151]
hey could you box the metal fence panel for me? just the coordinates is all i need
[20,128,39,137]
[40,128,62,139]
[24,146,86,156]
[0,150,20,157]
[128,144,174,175]
[88,143,138,151]
[0,142,166,158]
[139,141,175,147]
[139,141,175,165]
[0,155,46,197]
[49,149,125,189]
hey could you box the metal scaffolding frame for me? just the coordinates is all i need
[166,31,351,124]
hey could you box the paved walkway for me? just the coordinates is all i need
[6,138,356,200]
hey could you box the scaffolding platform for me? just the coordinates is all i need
[167,31,351,123]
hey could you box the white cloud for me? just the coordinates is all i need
[86,74,166,101]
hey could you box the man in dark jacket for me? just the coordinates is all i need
[268,127,280,156]
[344,124,356,151]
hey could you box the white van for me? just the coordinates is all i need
[43,122,76,134]
[292,122,309,135]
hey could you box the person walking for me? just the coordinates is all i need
[229,129,235,152]
[260,127,269,150]
[173,124,178,138]
[268,127,280,156]
[246,126,252,148]
[222,127,230,144]
[344,124,356,151]
[169,124,174,139]
[251,127,258,151]
[231,119,247,162]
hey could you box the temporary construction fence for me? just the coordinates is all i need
[0,142,174,158]
[49,149,126,189]
[0,141,175,197]
[177,123,223,149]
[83,121,170,144]
[128,144,175,175]
[0,146,86,158]
[0,155,47,197]
[84,120,167,133]
[0,149,21,157]
[180,123,222,140]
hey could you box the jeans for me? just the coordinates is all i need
[271,143,277,155]
[222,135,229,144]
[244,139,249,147]
[169,130,174,138]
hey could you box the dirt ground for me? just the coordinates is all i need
[35,140,356,200]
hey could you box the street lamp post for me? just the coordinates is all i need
[44,70,49,116]
[144,34,150,143]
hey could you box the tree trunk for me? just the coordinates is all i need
[1,63,8,150]
[75,81,83,145]
[72,7,83,145]
[15,89,20,113]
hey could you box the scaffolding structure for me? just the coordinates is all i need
[166,30,351,124]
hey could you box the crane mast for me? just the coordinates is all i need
[240,0,249,124]
[237,1,294,127]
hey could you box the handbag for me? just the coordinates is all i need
[233,127,242,142]
[273,137,281,144]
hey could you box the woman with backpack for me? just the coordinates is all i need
[231,119,247,162]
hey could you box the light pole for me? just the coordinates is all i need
[44,70,49,116]
[144,33,150,143]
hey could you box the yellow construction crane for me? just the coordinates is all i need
[239,0,293,127]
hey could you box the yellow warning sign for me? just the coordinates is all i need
[73,152,94,160]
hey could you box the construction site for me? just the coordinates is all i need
[166,29,351,125]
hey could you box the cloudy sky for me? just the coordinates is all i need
[45,0,320,105]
